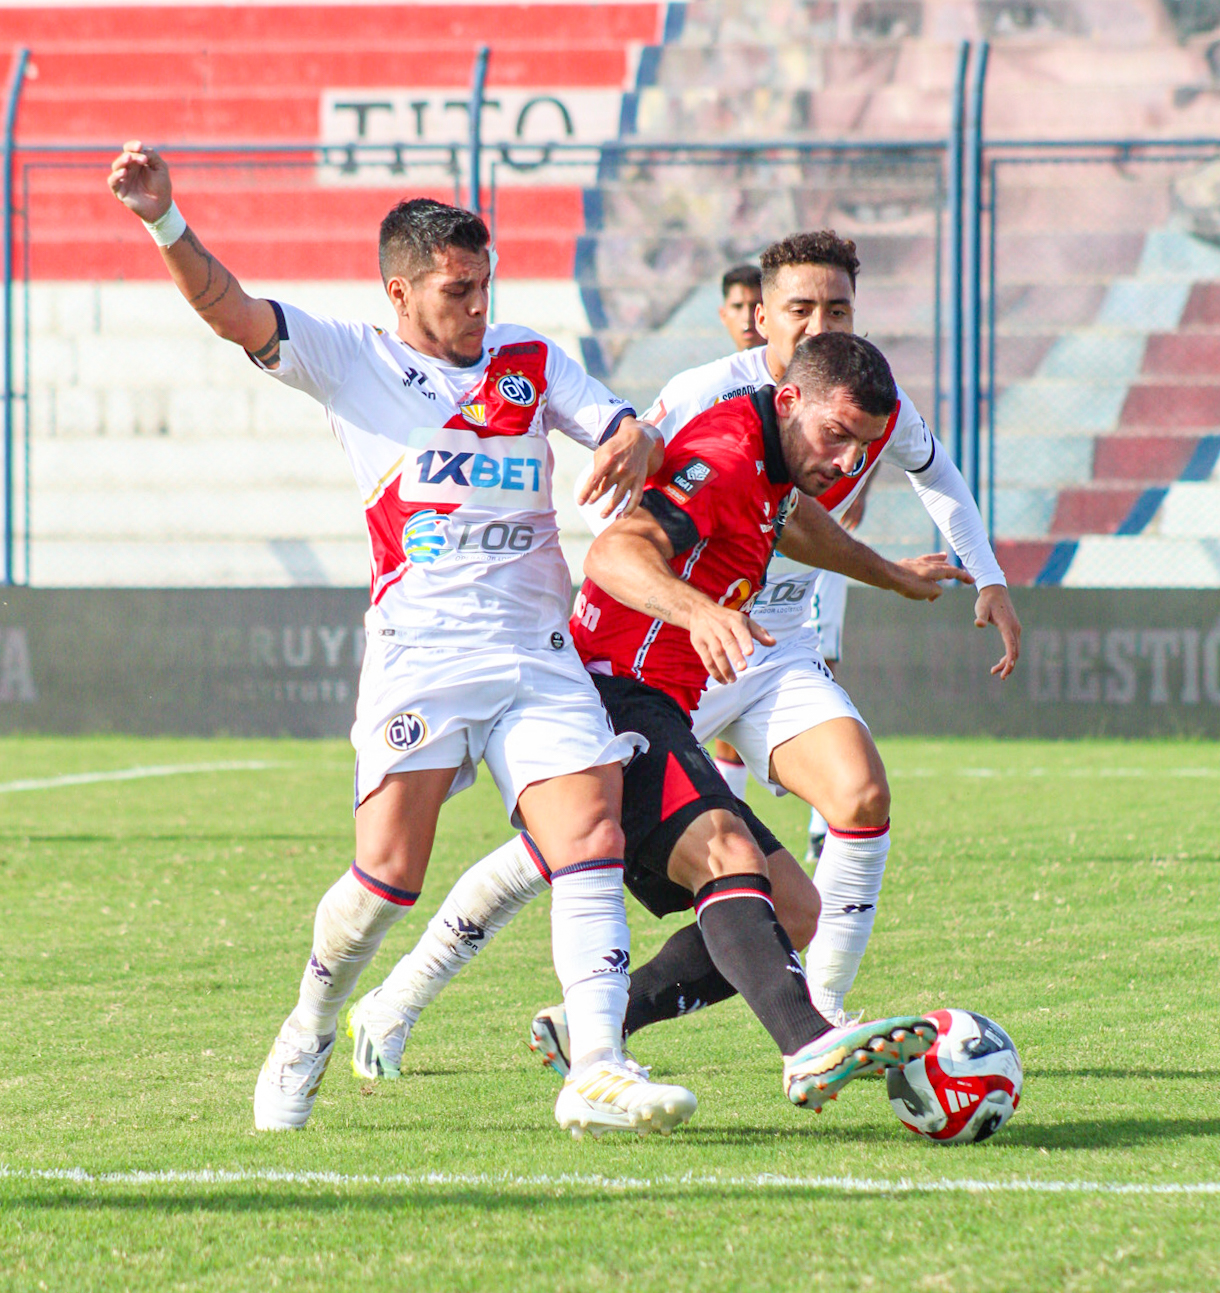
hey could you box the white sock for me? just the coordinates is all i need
[713,756,749,799]
[379,834,550,1024]
[808,804,829,839]
[549,860,631,1074]
[805,822,889,1018]
[292,864,416,1037]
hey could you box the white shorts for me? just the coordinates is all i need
[351,638,644,823]
[811,569,848,661]
[690,631,864,796]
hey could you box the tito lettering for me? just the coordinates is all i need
[417,449,541,491]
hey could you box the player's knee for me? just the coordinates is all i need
[703,813,767,879]
[561,815,626,867]
[828,776,890,830]
[778,880,820,950]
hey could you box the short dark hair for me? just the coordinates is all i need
[722,263,762,297]
[781,332,896,418]
[378,198,490,283]
[759,230,861,293]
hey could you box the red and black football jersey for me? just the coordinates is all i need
[571,387,797,713]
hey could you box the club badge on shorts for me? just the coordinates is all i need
[385,711,428,751]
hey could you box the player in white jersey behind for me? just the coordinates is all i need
[108,142,698,1139]
[341,231,1020,1085]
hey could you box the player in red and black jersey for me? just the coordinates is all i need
[569,333,940,1109]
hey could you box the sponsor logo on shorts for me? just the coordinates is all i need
[385,710,428,751]
[659,456,718,505]
[550,630,566,649]
[496,372,538,407]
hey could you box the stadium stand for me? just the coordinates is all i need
[11,0,1220,587]
[13,1,675,585]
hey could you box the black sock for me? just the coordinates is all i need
[694,873,831,1056]
[624,921,737,1037]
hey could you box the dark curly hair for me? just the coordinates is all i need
[759,231,861,294]
[782,332,895,417]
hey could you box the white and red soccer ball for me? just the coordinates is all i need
[886,1009,1022,1144]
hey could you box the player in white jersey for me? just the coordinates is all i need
[340,230,1020,1087]
[637,230,1020,1023]
[108,142,698,1139]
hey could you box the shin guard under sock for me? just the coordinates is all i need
[624,920,737,1036]
[293,863,416,1036]
[550,860,631,1070]
[379,834,549,1024]
[695,873,831,1056]
[806,821,889,1018]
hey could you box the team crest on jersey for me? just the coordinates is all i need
[495,372,537,407]
[460,402,488,426]
[660,457,718,506]
[385,711,428,751]
[846,449,869,478]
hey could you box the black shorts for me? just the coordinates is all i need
[591,673,784,918]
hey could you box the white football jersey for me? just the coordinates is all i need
[643,346,937,642]
[259,303,631,646]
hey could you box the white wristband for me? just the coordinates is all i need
[143,201,187,248]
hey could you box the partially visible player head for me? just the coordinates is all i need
[774,332,895,496]
[756,231,860,372]
[719,264,764,352]
[379,198,491,367]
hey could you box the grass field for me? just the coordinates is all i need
[1,734,1218,1292]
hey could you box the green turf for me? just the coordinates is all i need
[1,735,1218,1292]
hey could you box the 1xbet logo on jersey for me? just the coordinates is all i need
[385,711,428,751]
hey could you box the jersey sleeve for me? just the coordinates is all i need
[542,341,635,449]
[643,427,747,552]
[249,300,364,406]
[881,395,936,472]
[640,366,716,443]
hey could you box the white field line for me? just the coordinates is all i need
[890,767,1217,779]
[0,761,280,794]
[1,1166,1217,1196]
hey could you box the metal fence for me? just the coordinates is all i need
[4,39,1220,589]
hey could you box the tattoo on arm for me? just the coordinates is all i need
[643,595,672,618]
[249,328,280,366]
[181,228,235,314]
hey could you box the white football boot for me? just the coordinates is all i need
[555,1059,696,1139]
[347,988,411,1081]
[784,1015,935,1111]
[253,1018,336,1131]
[528,1004,572,1077]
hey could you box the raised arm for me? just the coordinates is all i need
[778,493,973,601]
[585,508,774,685]
[108,141,279,363]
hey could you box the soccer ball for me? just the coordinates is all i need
[886,1008,1022,1144]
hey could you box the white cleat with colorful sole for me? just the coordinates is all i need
[555,1060,696,1139]
[784,1015,936,1111]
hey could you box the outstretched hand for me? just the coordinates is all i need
[108,141,172,223]
[688,603,775,685]
[890,552,975,602]
[975,584,1022,679]
[580,417,663,519]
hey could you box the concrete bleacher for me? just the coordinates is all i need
[11,1,672,586]
[14,0,1220,588]
[579,1,1220,585]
